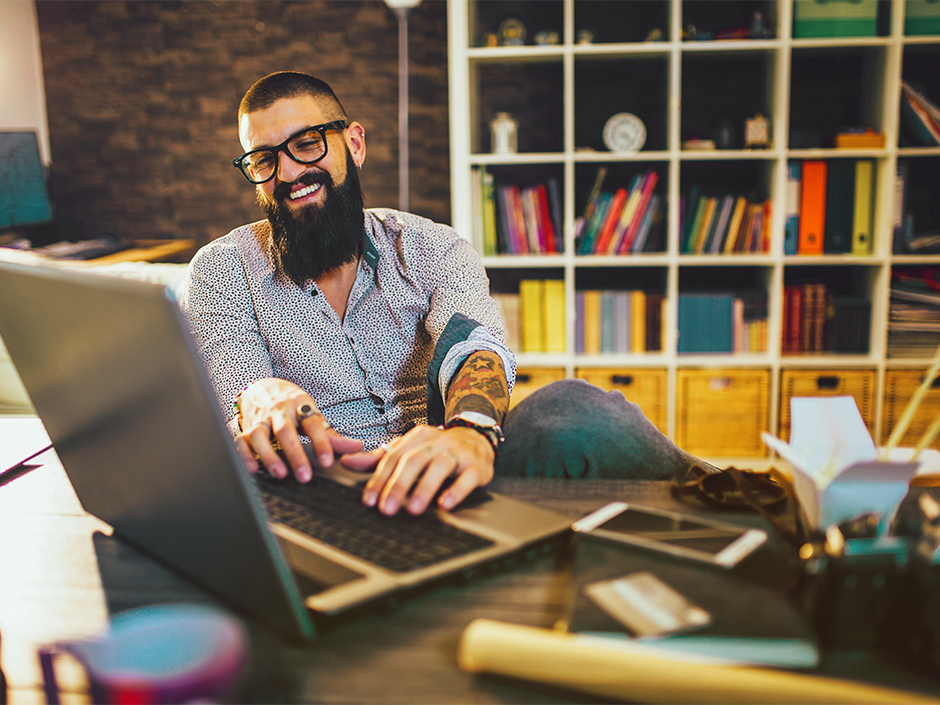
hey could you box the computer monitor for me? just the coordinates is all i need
[0,131,54,231]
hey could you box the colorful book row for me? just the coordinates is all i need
[575,290,664,355]
[785,159,874,256]
[490,280,566,354]
[782,283,870,354]
[900,80,940,147]
[575,169,665,256]
[680,189,770,255]
[470,167,563,256]
[677,292,768,354]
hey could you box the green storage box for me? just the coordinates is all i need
[905,0,940,36]
[793,0,878,38]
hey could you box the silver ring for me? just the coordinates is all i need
[443,449,460,468]
[258,420,273,436]
[297,403,321,420]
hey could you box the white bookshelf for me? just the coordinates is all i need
[448,0,940,458]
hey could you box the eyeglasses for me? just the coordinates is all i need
[232,120,348,184]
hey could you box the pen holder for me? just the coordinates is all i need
[38,603,248,705]
[797,536,911,649]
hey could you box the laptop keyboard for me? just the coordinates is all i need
[254,473,494,573]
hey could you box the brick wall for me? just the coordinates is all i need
[35,0,451,249]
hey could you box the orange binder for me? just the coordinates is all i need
[798,160,827,255]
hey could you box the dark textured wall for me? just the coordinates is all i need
[35,0,451,248]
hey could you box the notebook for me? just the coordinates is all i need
[0,261,570,641]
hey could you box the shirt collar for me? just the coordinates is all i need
[361,218,380,270]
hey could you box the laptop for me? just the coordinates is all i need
[0,261,570,641]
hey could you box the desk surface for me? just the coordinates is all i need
[2,449,940,704]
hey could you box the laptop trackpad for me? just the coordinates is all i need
[278,536,364,594]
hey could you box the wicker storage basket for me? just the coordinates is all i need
[676,368,769,457]
[779,369,876,442]
[883,369,940,449]
[510,367,566,410]
[575,368,667,435]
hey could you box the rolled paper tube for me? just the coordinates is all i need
[457,619,940,704]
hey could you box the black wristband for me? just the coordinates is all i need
[443,417,504,456]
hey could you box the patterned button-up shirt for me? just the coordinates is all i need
[181,208,515,450]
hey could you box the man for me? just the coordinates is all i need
[182,72,710,518]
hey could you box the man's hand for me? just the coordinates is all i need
[234,377,362,482]
[342,424,495,516]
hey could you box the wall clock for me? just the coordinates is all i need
[603,112,646,153]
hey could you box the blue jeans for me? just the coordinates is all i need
[495,379,717,480]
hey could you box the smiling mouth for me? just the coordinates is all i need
[289,183,322,200]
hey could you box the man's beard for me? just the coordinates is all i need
[259,149,364,285]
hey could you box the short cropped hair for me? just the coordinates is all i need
[238,71,348,121]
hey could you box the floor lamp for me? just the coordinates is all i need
[384,0,422,213]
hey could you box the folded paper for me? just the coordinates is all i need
[762,396,918,532]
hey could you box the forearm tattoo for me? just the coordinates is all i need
[445,350,509,424]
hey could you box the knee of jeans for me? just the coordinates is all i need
[497,378,679,479]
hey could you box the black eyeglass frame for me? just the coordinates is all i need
[232,120,349,184]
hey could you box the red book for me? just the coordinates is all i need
[508,185,528,255]
[592,187,628,255]
[536,184,557,254]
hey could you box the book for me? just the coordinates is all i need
[470,166,484,253]
[495,186,512,255]
[543,279,566,352]
[519,279,545,352]
[787,286,803,352]
[733,297,746,352]
[547,179,564,253]
[693,198,717,254]
[582,167,609,224]
[615,291,632,353]
[784,161,801,256]
[600,290,617,353]
[616,171,658,254]
[823,159,854,253]
[481,170,498,256]
[582,290,602,355]
[593,187,629,255]
[631,290,647,353]
[901,81,940,146]
[723,196,749,255]
[680,186,703,253]
[607,175,643,255]
[852,159,874,256]
[521,186,543,254]
[798,160,827,254]
[578,191,612,255]
[709,195,735,254]
[535,184,558,254]
[759,199,771,253]
[684,197,707,254]
[508,185,529,255]
[631,195,663,253]
[491,292,520,353]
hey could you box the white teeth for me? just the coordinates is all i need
[290,183,321,200]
